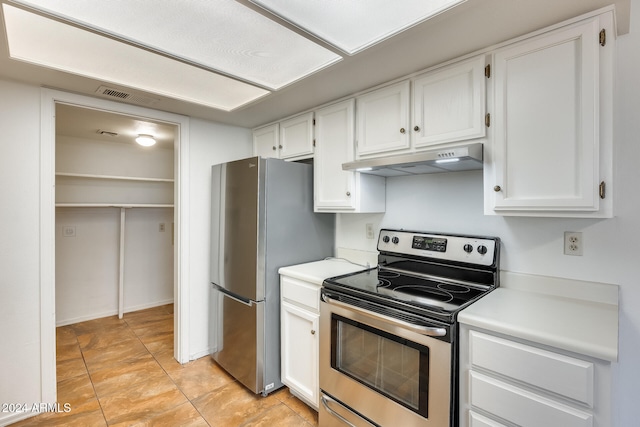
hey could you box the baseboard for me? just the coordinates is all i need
[0,409,41,427]
[124,299,174,314]
[190,346,213,361]
[55,299,174,326]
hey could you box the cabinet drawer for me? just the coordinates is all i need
[469,331,594,406]
[469,411,507,427]
[281,276,320,312]
[470,371,592,427]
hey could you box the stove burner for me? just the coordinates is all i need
[377,270,400,279]
[393,284,454,303]
[377,278,392,288]
[437,283,471,293]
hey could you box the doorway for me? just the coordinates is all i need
[54,104,176,325]
[40,89,191,403]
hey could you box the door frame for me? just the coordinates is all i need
[39,88,191,402]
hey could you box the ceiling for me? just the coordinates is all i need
[56,103,177,149]
[0,0,631,129]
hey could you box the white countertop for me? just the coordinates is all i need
[458,271,619,362]
[278,258,369,285]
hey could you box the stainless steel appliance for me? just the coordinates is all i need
[341,143,483,176]
[320,229,499,427]
[210,156,335,395]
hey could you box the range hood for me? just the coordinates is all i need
[342,143,483,177]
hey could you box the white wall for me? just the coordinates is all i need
[335,6,640,425]
[55,207,175,324]
[0,80,44,424]
[56,208,120,323]
[187,118,252,359]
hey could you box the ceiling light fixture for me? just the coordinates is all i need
[7,0,341,91]
[135,134,156,147]
[1,4,271,111]
[248,0,467,55]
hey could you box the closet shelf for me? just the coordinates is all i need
[55,172,174,183]
[55,203,174,208]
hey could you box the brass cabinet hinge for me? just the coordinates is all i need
[599,29,606,46]
[313,119,316,125]
[485,113,491,127]
[599,181,606,199]
[485,64,491,78]
[313,139,316,147]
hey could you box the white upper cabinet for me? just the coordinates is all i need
[314,99,385,212]
[485,11,614,217]
[354,55,487,159]
[253,123,279,158]
[279,112,315,160]
[254,113,315,161]
[356,80,411,157]
[412,55,487,148]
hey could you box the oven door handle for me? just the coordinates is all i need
[322,295,447,337]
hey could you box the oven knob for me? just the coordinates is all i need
[392,237,399,244]
[477,245,488,255]
[382,236,390,243]
[463,244,473,253]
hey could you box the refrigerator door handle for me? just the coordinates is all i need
[212,283,254,307]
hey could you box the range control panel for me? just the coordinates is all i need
[378,229,497,266]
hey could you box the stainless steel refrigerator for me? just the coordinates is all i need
[210,156,335,395]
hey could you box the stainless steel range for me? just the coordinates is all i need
[319,229,500,427]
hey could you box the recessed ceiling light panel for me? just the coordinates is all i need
[249,0,466,55]
[2,4,270,111]
[9,0,342,89]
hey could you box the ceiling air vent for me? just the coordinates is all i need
[95,85,159,106]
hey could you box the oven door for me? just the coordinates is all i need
[320,290,452,427]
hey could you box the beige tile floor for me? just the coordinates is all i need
[11,304,318,427]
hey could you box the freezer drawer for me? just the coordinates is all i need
[212,288,262,393]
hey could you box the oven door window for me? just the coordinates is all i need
[331,314,429,417]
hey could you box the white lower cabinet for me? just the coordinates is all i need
[459,327,611,427]
[280,275,320,409]
[469,411,507,427]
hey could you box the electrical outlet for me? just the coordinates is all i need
[564,231,583,256]
[62,226,76,237]
[365,223,375,239]
[159,223,165,232]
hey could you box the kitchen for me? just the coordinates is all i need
[0,1,638,426]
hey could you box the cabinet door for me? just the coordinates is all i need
[412,55,486,148]
[356,80,410,157]
[281,300,319,409]
[489,19,602,213]
[314,99,357,211]
[253,123,279,158]
[280,112,315,160]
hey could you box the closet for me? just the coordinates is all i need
[55,104,175,325]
